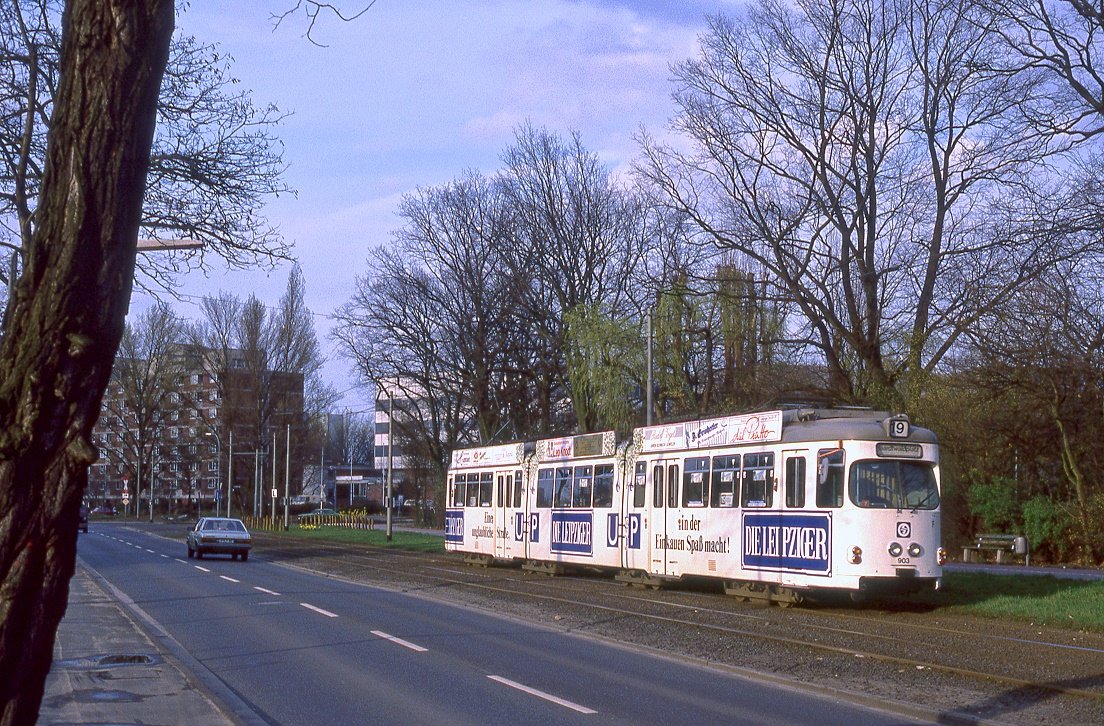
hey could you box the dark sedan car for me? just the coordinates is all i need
[186,517,252,561]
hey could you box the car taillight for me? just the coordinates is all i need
[937,547,947,565]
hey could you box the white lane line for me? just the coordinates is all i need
[160,554,169,558]
[219,575,240,583]
[145,548,155,553]
[300,603,338,618]
[371,630,428,653]
[194,566,211,572]
[487,675,597,714]
[254,586,281,596]
[174,558,187,564]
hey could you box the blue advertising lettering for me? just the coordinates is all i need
[604,513,642,550]
[741,512,831,574]
[551,511,593,556]
[444,510,464,543]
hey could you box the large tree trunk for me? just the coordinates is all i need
[0,1,173,722]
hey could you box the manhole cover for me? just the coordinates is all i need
[96,654,153,666]
[90,689,138,702]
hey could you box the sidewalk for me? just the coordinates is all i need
[944,561,1104,580]
[39,563,234,725]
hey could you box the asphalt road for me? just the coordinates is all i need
[77,523,925,725]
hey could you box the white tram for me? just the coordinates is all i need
[445,408,944,603]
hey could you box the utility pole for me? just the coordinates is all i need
[386,388,394,542]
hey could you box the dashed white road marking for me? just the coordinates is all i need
[300,603,338,618]
[371,630,428,653]
[145,548,155,553]
[487,675,597,714]
[254,586,281,596]
[219,575,240,583]
[174,558,187,564]
[194,566,211,572]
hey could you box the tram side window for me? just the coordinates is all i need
[652,465,664,508]
[512,469,524,508]
[785,457,806,508]
[573,465,593,508]
[711,455,740,507]
[816,449,845,508]
[741,452,774,507]
[497,475,506,508]
[594,464,614,508]
[667,464,679,508]
[683,457,709,507]
[466,473,477,507]
[555,467,573,508]
[633,462,647,508]
[479,472,493,507]
[451,475,464,507]
[536,468,554,508]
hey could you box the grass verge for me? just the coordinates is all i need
[271,525,444,553]
[908,572,1104,631]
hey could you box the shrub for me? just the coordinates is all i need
[1020,496,1071,562]
[964,474,1020,533]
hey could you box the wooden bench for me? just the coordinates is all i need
[962,534,1029,565]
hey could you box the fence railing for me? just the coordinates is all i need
[241,511,377,532]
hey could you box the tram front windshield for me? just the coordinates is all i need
[849,460,939,510]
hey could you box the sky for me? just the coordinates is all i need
[130,0,741,413]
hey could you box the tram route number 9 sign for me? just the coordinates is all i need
[741,512,832,574]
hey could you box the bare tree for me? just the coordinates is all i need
[336,249,471,482]
[0,0,291,312]
[97,303,186,516]
[186,270,327,514]
[0,1,173,720]
[638,0,1073,405]
[957,261,1104,562]
[501,124,649,430]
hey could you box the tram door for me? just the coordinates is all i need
[649,460,681,577]
[495,470,523,560]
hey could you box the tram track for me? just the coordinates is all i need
[252,534,1104,723]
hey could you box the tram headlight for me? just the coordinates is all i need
[888,542,903,557]
[908,542,923,558]
[937,547,947,566]
[849,546,862,564]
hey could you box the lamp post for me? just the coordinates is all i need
[645,310,653,426]
[226,429,233,518]
[283,423,290,531]
[386,387,394,542]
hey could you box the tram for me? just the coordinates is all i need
[444,408,944,604]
